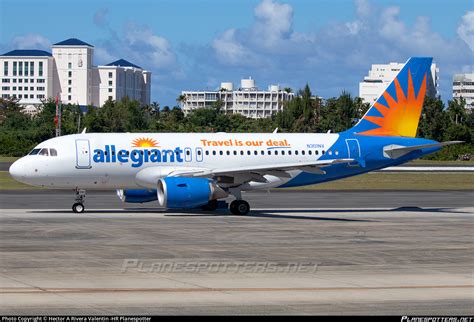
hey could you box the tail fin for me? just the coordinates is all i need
[351,57,433,137]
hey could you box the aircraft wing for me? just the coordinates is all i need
[168,158,354,180]
[383,141,463,159]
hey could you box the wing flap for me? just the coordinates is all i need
[170,158,354,178]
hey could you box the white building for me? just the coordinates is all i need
[452,73,474,110]
[0,50,56,113]
[359,62,439,105]
[52,38,94,106]
[93,59,151,107]
[181,78,294,118]
[0,38,151,111]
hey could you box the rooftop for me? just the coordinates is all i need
[53,38,93,47]
[106,59,142,69]
[1,49,52,57]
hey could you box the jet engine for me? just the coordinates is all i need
[116,189,158,203]
[157,177,228,208]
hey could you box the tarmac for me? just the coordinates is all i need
[0,190,473,315]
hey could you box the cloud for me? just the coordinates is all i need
[212,29,262,66]
[252,0,293,49]
[11,34,51,50]
[205,0,473,102]
[123,22,176,69]
[93,8,109,28]
[457,11,474,51]
[91,9,178,72]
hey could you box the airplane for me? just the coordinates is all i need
[9,57,461,215]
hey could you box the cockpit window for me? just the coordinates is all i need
[38,148,49,156]
[49,148,58,156]
[29,148,41,155]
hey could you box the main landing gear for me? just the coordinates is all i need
[229,200,250,216]
[228,188,250,216]
[72,189,86,213]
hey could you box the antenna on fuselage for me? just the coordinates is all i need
[81,128,87,134]
[273,128,279,134]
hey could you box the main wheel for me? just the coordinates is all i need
[72,202,85,213]
[229,200,250,216]
[201,199,218,211]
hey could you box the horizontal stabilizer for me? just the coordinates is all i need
[383,141,463,159]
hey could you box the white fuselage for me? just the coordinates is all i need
[9,132,340,190]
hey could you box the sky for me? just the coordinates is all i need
[1,0,473,107]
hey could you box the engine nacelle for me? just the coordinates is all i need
[117,189,158,203]
[157,177,228,209]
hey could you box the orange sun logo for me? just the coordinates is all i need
[131,137,160,148]
[359,68,427,138]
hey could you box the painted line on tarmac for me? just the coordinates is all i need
[1,285,472,294]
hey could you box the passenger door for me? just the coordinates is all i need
[75,139,91,169]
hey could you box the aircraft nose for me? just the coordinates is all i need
[9,159,26,182]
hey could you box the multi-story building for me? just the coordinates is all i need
[93,59,151,107]
[452,73,474,110]
[180,78,294,118]
[0,38,151,112]
[359,61,439,105]
[0,50,56,114]
[52,38,94,106]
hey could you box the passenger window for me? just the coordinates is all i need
[219,151,223,156]
[212,151,216,156]
[254,150,258,155]
[49,148,58,156]
[315,150,319,155]
[233,151,237,155]
[274,150,278,155]
[205,151,209,155]
[288,150,292,155]
[281,150,285,155]
[226,151,230,155]
[247,151,251,155]
[302,150,305,155]
[260,150,264,155]
[267,150,271,155]
[335,150,339,156]
[39,148,49,156]
[240,151,244,155]
[295,151,298,155]
[308,150,312,155]
[322,150,326,155]
[29,148,41,155]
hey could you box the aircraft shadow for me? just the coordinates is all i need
[28,206,470,222]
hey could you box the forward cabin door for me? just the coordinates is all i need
[75,139,92,169]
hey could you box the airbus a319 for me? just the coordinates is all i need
[9,57,460,215]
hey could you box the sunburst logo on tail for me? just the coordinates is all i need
[359,68,427,137]
[131,137,160,148]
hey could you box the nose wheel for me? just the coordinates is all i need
[72,189,86,213]
[72,202,85,213]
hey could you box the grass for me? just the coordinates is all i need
[1,170,473,191]
[0,156,19,162]
[408,159,474,165]
[0,171,40,190]
[284,172,474,191]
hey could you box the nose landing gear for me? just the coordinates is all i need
[72,189,86,213]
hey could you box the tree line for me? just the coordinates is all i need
[0,84,472,160]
